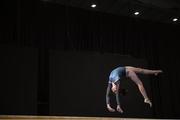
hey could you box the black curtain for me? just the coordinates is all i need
[1,0,180,118]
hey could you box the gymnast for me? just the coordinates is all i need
[106,66,162,113]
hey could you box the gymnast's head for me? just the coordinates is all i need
[111,80,120,94]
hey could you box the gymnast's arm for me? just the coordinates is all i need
[115,90,120,105]
[106,83,111,106]
[115,84,123,113]
[106,83,115,112]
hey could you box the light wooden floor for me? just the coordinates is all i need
[0,115,169,120]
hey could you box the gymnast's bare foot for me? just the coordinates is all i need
[144,98,152,107]
[154,70,163,76]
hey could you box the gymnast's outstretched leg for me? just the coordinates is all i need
[127,70,152,107]
[126,66,162,75]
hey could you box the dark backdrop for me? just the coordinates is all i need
[0,45,38,115]
[1,0,180,118]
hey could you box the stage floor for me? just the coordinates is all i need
[0,115,171,120]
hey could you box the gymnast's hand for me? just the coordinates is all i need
[107,104,115,112]
[116,105,123,113]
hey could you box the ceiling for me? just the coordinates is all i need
[42,0,180,24]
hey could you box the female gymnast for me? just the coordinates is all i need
[106,66,162,113]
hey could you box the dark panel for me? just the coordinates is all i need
[0,45,38,115]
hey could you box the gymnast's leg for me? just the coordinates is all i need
[126,66,162,75]
[127,70,152,107]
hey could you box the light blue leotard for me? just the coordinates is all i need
[109,66,126,83]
